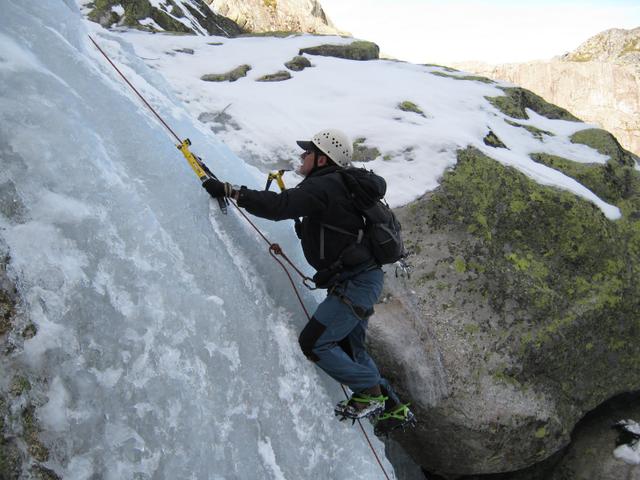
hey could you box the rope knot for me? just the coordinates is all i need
[269,243,283,255]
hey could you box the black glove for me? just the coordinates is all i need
[202,178,234,198]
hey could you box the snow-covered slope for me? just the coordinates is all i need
[0,2,394,478]
[121,30,622,219]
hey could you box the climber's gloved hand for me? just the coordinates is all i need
[202,178,234,198]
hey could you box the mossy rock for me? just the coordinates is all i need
[87,0,121,27]
[87,0,243,36]
[22,323,37,339]
[530,152,639,206]
[352,138,381,162]
[486,87,581,122]
[505,119,554,140]
[22,406,48,462]
[256,70,291,82]
[570,128,637,167]
[378,145,640,474]
[31,464,61,480]
[173,48,194,55]
[9,376,31,397]
[0,262,16,336]
[398,101,426,117]
[483,130,507,148]
[429,147,640,393]
[0,439,21,480]
[201,65,251,82]
[298,41,380,61]
[284,55,312,72]
[430,71,495,84]
[423,64,459,72]
[239,31,299,38]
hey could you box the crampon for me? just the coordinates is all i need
[335,393,387,423]
[371,403,416,436]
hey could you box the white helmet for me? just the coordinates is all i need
[297,129,352,168]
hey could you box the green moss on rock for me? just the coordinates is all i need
[87,0,243,35]
[352,138,381,162]
[571,128,637,167]
[428,146,640,404]
[22,323,37,339]
[505,119,554,140]
[530,152,639,206]
[256,70,291,82]
[483,130,507,148]
[486,87,581,122]
[298,41,380,61]
[398,101,426,117]
[22,406,48,462]
[9,377,31,397]
[87,0,121,27]
[201,65,251,82]
[240,31,299,38]
[284,55,311,72]
[0,438,21,480]
[430,71,495,84]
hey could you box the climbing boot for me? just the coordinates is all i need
[334,392,387,421]
[372,403,416,436]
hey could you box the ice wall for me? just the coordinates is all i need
[0,1,392,478]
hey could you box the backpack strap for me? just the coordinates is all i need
[319,223,363,260]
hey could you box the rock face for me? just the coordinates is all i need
[86,0,243,36]
[370,121,640,476]
[456,27,640,157]
[204,0,341,34]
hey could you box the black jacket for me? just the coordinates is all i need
[237,166,366,272]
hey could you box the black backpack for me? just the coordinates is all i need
[322,168,405,267]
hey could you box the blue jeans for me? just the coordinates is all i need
[310,268,399,403]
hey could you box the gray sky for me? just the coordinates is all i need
[320,0,640,64]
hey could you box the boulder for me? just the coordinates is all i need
[486,87,580,121]
[298,40,379,61]
[201,64,251,82]
[370,141,640,475]
[256,70,291,82]
[284,55,311,71]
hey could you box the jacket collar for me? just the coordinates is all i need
[305,165,342,179]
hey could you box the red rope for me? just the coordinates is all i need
[88,35,182,144]
[89,36,391,479]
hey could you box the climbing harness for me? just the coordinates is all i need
[89,35,392,480]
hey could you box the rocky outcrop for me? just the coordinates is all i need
[86,0,243,36]
[370,127,640,476]
[205,0,342,35]
[455,28,640,157]
[299,40,379,60]
[563,27,640,65]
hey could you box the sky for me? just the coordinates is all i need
[320,0,640,65]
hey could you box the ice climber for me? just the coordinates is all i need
[201,129,415,435]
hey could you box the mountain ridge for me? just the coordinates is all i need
[455,27,640,157]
